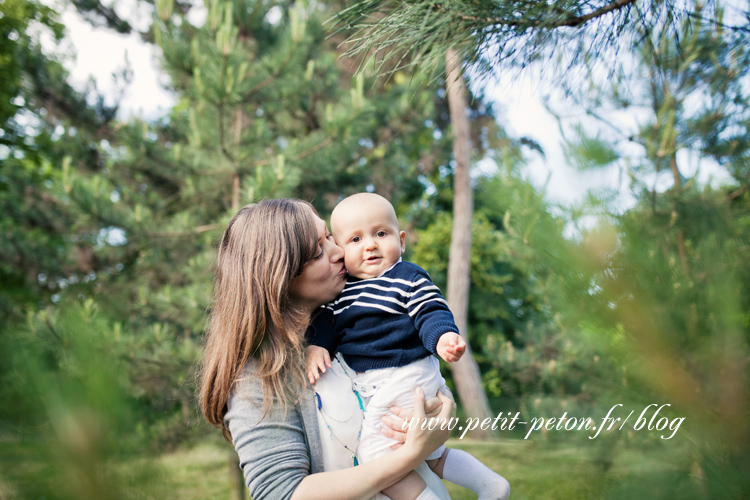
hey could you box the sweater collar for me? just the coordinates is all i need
[347,258,402,282]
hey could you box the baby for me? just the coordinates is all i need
[306,193,510,500]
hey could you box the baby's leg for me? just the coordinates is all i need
[382,470,444,500]
[356,359,450,499]
[427,448,510,500]
[355,361,438,462]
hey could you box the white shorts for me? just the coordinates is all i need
[354,355,446,462]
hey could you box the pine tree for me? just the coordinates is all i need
[560,8,750,492]
[0,0,123,324]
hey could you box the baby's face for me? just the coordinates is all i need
[331,197,405,279]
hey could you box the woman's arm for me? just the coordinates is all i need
[290,387,454,500]
[227,367,453,500]
[227,375,314,499]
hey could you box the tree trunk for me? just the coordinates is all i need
[232,108,243,212]
[444,48,495,440]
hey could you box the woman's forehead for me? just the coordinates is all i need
[313,216,327,237]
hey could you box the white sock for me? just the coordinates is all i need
[414,486,442,500]
[441,449,511,500]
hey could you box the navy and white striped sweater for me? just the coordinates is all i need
[306,261,459,372]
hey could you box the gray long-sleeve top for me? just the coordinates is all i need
[225,362,324,500]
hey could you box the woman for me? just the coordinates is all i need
[200,199,453,499]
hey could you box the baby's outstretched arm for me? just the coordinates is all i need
[305,345,332,384]
[436,333,466,363]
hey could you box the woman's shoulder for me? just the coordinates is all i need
[230,360,263,400]
[225,362,264,425]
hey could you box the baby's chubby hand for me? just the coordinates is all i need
[305,345,332,384]
[436,332,466,363]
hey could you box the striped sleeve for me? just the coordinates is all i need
[404,264,459,354]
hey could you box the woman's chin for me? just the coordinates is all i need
[323,281,346,303]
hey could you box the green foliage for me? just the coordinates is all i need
[552,6,750,493]
[0,301,174,499]
[564,126,620,171]
[561,4,750,191]
[330,0,691,81]
[538,186,750,497]
[0,0,64,125]
[411,159,606,407]
[0,0,123,325]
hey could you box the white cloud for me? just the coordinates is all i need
[55,0,175,120]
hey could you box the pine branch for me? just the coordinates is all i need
[233,137,335,170]
[294,137,334,160]
[123,354,172,368]
[331,0,652,79]
[436,0,638,29]
[217,102,235,163]
[687,12,750,34]
[555,0,638,27]
[217,55,236,164]
[242,40,300,103]
[70,0,133,34]
[148,224,221,238]
[727,185,748,200]
[42,315,63,344]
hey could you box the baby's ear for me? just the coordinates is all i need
[399,231,406,253]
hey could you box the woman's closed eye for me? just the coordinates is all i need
[312,233,336,259]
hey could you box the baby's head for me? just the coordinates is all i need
[330,193,406,279]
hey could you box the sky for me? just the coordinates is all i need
[53,0,733,213]
[56,0,176,119]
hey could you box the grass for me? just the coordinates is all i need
[1,432,705,500]
[441,437,694,500]
[156,441,237,499]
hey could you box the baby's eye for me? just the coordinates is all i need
[376,231,387,237]
[351,236,361,243]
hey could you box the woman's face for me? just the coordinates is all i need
[289,214,347,313]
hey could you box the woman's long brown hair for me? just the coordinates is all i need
[199,199,318,440]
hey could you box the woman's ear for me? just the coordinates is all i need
[399,231,406,254]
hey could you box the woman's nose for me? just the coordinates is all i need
[330,241,344,261]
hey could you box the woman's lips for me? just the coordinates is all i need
[337,265,347,276]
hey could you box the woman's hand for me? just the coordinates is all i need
[381,387,453,448]
[381,387,455,452]
[398,387,454,461]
